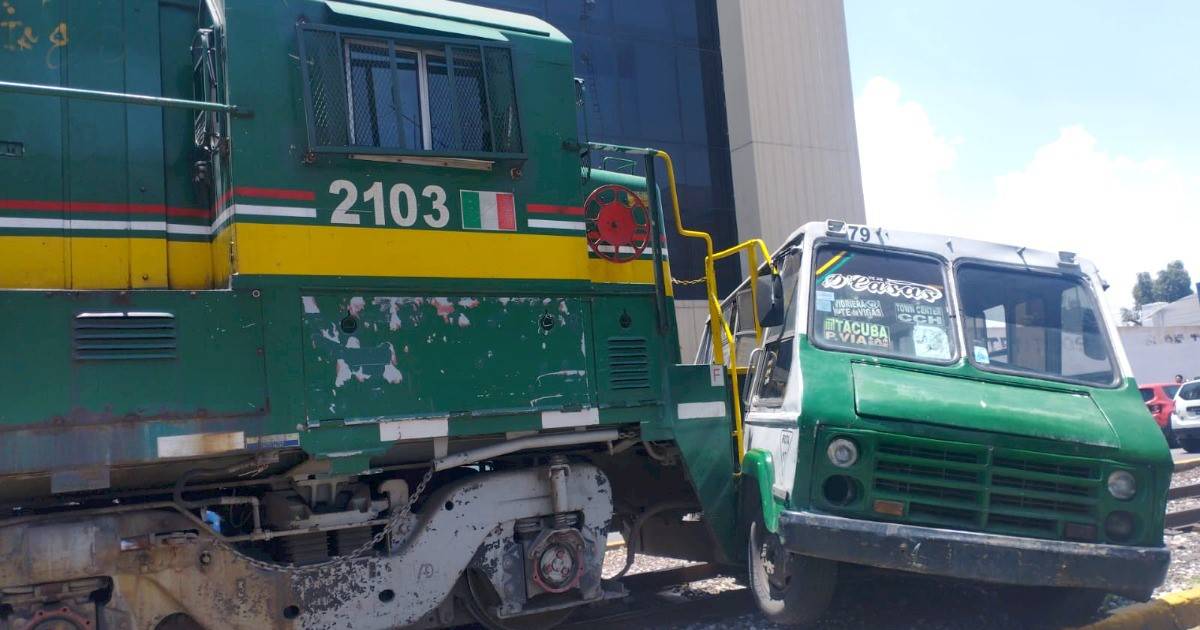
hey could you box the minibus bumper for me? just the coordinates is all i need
[777,511,1169,600]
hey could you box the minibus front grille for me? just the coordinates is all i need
[870,434,1101,541]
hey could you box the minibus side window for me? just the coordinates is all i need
[752,250,802,408]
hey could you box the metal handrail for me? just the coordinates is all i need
[0,80,248,116]
[654,149,777,464]
[583,142,778,464]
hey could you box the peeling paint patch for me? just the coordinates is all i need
[541,407,599,429]
[383,364,403,384]
[537,370,586,384]
[302,296,321,313]
[379,417,450,442]
[432,297,455,322]
[157,431,245,458]
[335,359,352,387]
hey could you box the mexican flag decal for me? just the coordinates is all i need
[460,190,516,231]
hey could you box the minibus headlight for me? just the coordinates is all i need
[1107,470,1136,500]
[827,438,859,468]
[1105,511,1135,541]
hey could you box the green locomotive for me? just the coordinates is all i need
[0,1,739,628]
[0,1,1172,629]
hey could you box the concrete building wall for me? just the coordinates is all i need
[675,300,712,363]
[676,0,866,361]
[717,0,866,251]
[1118,326,1200,383]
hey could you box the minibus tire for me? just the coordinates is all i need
[748,520,837,626]
[1182,437,1200,454]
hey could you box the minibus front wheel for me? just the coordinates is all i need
[747,519,838,626]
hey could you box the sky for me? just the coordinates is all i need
[843,0,1200,316]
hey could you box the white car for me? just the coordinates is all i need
[1170,379,1200,453]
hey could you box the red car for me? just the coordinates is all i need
[1139,383,1180,445]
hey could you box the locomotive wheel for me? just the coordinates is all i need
[748,520,837,626]
[463,569,575,630]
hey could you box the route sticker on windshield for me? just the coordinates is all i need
[833,297,883,319]
[815,290,835,312]
[912,325,950,360]
[822,317,891,349]
[895,303,946,326]
[821,273,944,303]
[973,345,991,364]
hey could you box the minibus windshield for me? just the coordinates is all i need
[958,264,1118,386]
[811,246,957,362]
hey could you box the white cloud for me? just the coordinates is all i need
[854,76,1200,313]
[855,77,958,231]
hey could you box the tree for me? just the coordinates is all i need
[1132,272,1155,306]
[1153,260,1193,303]
[1131,261,1194,306]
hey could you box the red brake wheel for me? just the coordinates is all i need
[583,184,651,263]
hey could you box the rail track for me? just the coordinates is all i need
[564,564,752,629]
[1165,481,1200,530]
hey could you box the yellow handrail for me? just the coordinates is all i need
[655,150,777,463]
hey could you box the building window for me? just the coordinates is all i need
[299,27,523,156]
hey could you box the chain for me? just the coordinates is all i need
[671,276,708,286]
[202,466,436,574]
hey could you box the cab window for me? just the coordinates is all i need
[752,248,802,408]
[299,27,523,155]
[958,265,1117,386]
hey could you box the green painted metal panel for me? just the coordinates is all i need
[591,296,663,406]
[852,362,1119,448]
[324,1,509,41]
[0,1,65,234]
[741,448,780,534]
[0,290,267,428]
[791,335,1170,547]
[0,289,272,477]
[345,0,563,39]
[667,363,739,563]
[300,293,594,422]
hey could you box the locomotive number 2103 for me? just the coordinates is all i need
[329,179,451,228]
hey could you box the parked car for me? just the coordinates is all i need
[1170,380,1200,453]
[1139,383,1180,446]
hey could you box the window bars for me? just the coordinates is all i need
[298,25,523,158]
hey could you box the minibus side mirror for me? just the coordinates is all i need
[757,273,786,328]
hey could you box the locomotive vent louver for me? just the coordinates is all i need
[606,336,650,390]
[73,312,178,361]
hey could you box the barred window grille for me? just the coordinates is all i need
[192,27,223,153]
[298,26,523,156]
